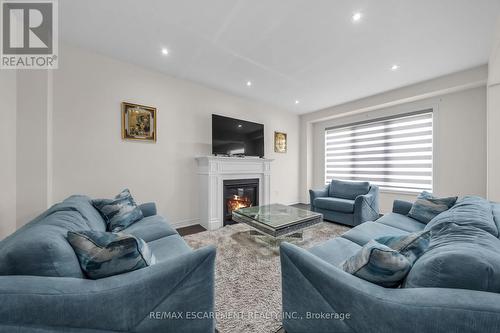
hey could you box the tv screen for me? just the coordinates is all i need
[212,114,264,157]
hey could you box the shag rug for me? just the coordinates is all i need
[183,222,350,333]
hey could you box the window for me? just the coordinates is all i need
[325,110,433,193]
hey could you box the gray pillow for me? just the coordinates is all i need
[67,230,155,279]
[404,223,500,292]
[340,240,411,288]
[408,191,457,224]
[376,230,431,264]
[92,189,144,232]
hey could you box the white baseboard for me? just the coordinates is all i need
[171,218,201,229]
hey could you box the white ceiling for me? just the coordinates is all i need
[60,0,500,114]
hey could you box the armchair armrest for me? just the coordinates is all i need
[280,242,500,333]
[353,185,379,225]
[309,185,329,208]
[0,246,216,333]
[139,202,157,217]
[393,199,413,215]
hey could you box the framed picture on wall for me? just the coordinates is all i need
[274,131,287,153]
[121,102,157,142]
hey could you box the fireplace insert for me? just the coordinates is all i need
[223,178,259,225]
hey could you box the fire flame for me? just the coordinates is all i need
[227,195,252,212]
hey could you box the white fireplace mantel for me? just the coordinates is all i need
[195,156,273,230]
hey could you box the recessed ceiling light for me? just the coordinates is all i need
[246,81,252,87]
[161,48,169,55]
[295,100,300,104]
[352,12,362,22]
[237,124,243,128]
[391,64,400,71]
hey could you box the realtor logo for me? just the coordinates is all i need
[1,0,58,69]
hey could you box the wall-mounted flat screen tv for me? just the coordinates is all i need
[212,114,264,157]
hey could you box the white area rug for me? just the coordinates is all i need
[183,222,350,333]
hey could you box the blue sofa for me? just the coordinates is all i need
[0,195,216,333]
[281,196,500,333]
[309,179,379,226]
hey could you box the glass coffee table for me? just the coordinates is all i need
[232,204,323,238]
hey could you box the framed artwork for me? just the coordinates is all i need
[121,102,157,142]
[274,131,287,153]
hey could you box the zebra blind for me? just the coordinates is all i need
[325,111,433,193]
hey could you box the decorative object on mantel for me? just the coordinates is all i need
[274,131,287,153]
[121,102,157,142]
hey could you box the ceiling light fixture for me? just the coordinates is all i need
[391,64,400,71]
[295,100,300,104]
[161,48,169,55]
[352,12,362,22]
[246,81,252,87]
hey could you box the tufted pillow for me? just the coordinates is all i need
[340,240,411,288]
[67,230,155,279]
[92,189,143,232]
[376,230,431,264]
[408,191,457,224]
[404,223,500,292]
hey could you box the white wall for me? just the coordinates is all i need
[0,71,17,239]
[50,45,300,228]
[310,87,487,213]
[488,18,500,201]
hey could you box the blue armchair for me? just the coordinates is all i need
[309,179,379,226]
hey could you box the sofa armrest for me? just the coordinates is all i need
[280,242,500,333]
[0,246,216,333]
[353,185,379,225]
[139,202,157,217]
[393,199,413,215]
[309,185,329,208]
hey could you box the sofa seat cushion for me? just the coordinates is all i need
[425,196,498,237]
[314,197,355,213]
[147,234,192,263]
[67,231,155,279]
[342,222,409,246]
[122,215,177,242]
[309,237,361,266]
[329,179,370,200]
[377,213,426,232]
[404,223,500,292]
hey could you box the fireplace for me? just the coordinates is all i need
[223,178,259,225]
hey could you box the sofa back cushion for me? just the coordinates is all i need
[404,223,500,292]
[329,180,370,200]
[0,195,107,278]
[0,210,88,278]
[425,196,498,237]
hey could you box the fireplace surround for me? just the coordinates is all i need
[195,156,273,230]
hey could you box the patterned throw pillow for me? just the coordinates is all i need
[340,240,412,288]
[92,189,143,232]
[408,191,458,224]
[376,230,431,264]
[67,230,155,279]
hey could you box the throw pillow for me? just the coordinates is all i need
[67,230,155,279]
[340,240,412,288]
[376,230,431,264]
[407,191,457,224]
[92,189,143,232]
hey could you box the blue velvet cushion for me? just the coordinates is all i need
[340,240,412,287]
[425,196,499,237]
[404,223,500,292]
[67,230,155,279]
[376,230,431,264]
[329,179,370,200]
[92,189,144,232]
[407,191,457,224]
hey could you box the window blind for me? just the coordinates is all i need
[325,111,433,193]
